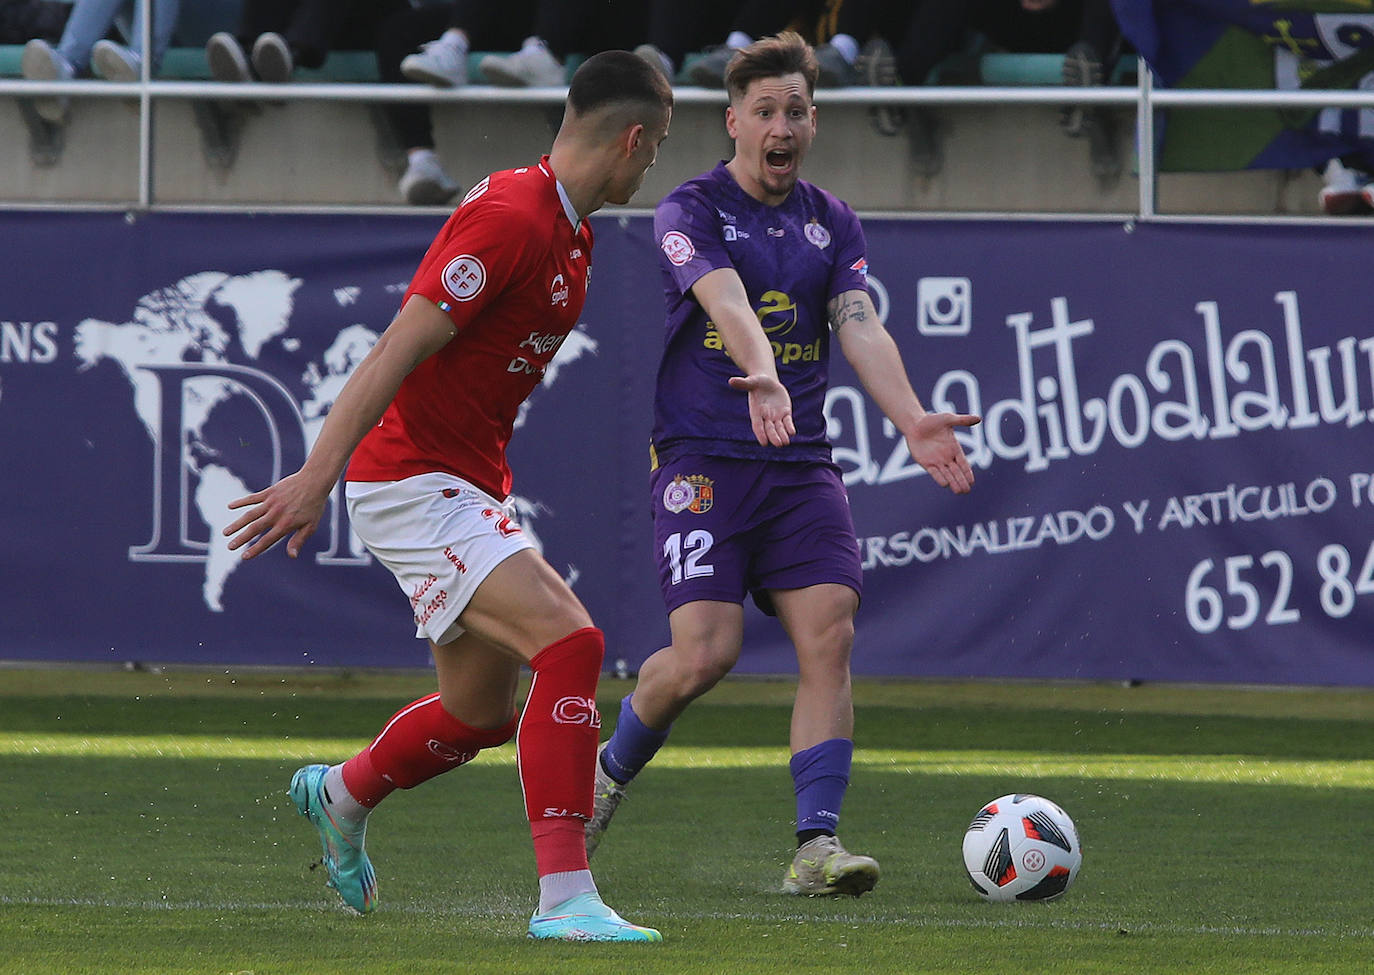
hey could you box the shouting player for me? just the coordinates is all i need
[223,51,672,942]
[585,32,979,896]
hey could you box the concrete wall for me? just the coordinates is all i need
[1,94,1326,215]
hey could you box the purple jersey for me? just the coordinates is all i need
[651,162,869,466]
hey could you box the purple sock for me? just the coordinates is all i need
[790,738,853,834]
[600,695,670,784]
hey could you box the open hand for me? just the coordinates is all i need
[222,470,330,560]
[907,412,981,494]
[728,373,796,447]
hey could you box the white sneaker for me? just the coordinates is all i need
[251,32,293,83]
[1319,158,1370,216]
[21,38,73,123]
[206,32,251,83]
[92,40,141,82]
[399,152,461,205]
[480,39,564,87]
[402,38,469,87]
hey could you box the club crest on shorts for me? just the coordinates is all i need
[663,473,714,514]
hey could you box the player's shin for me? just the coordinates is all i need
[518,626,605,882]
[791,737,853,841]
[350,692,517,808]
[601,693,671,784]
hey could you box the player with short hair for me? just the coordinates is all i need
[585,32,979,896]
[223,50,672,942]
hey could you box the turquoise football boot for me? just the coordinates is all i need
[289,764,377,914]
[528,892,662,942]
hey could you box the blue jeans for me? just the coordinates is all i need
[59,0,181,72]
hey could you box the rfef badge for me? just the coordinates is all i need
[662,473,714,514]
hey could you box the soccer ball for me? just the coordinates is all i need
[962,794,1081,902]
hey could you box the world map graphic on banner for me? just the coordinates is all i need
[67,268,597,614]
[2,212,1371,684]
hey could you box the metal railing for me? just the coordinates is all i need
[5,52,1374,217]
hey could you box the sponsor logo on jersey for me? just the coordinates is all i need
[757,290,798,338]
[723,225,737,241]
[805,220,831,249]
[550,273,570,307]
[442,255,486,302]
[552,695,601,727]
[850,257,869,277]
[662,473,714,514]
[661,230,694,266]
[767,227,785,237]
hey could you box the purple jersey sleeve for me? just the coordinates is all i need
[825,201,869,307]
[654,187,730,298]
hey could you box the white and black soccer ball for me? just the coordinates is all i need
[962,794,1081,902]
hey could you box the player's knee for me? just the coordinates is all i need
[800,617,855,661]
[529,624,605,678]
[527,589,594,650]
[676,647,735,696]
[797,639,854,687]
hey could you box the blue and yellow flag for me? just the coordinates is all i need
[1112,0,1374,169]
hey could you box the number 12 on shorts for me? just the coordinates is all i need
[664,530,715,585]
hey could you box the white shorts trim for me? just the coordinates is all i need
[345,472,535,645]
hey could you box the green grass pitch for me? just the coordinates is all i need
[2,667,1372,974]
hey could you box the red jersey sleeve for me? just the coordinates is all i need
[407,182,541,330]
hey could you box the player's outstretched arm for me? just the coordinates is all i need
[691,267,796,446]
[222,295,457,559]
[830,288,980,495]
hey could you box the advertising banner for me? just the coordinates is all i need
[1,212,1370,685]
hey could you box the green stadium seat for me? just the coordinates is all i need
[0,45,587,84]
[0,43,1131,88]
[0,44,21,77]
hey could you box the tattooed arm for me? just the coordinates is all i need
[829,289,980,494]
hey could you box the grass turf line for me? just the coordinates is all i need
[3,669,1372,974]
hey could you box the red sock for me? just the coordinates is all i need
[341,692,517,807]
[518,626,605,876]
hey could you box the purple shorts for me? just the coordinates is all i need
[650,454,863,616]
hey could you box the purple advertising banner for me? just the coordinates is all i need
[1,212,1371,685]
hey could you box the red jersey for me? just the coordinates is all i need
[347,157,594,499]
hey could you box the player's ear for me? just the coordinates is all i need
[624,122,645,158]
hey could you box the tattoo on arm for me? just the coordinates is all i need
[829,292,870,333]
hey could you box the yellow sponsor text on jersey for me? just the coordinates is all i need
[702,325,820,364]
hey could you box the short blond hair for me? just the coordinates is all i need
[723,31,819,103]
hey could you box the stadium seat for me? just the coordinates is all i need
[0,46,590,84]
[1,41,1133,88]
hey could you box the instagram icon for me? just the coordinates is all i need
[916,277,972,335]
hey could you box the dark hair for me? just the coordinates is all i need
[724,31,818,102]
[567,50,673,119]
